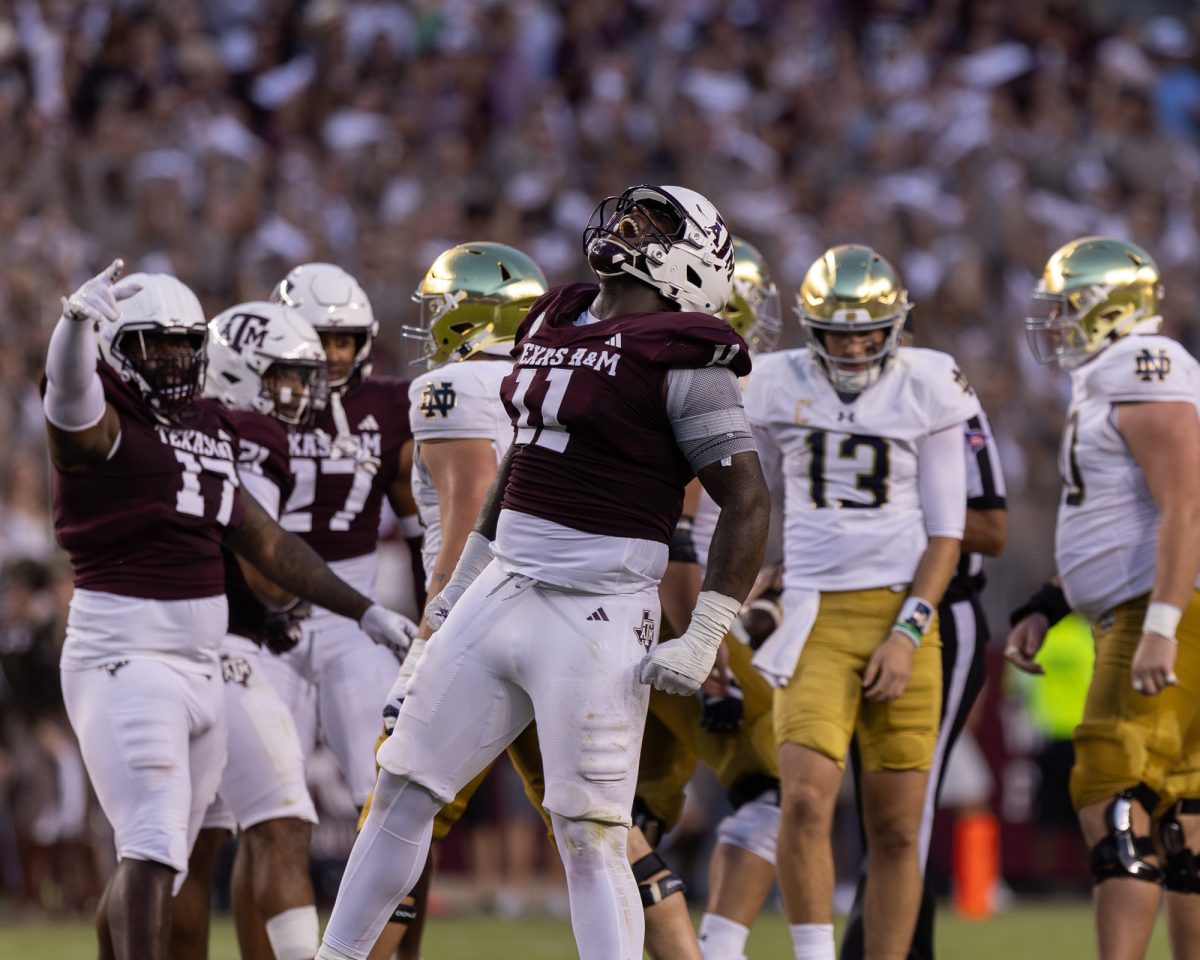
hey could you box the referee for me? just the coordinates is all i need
[840,408,1007,960]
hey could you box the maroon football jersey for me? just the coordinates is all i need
[280,377,411,562]
[499,283,751,543]
[52,364,245,600]
[224,410,293,643]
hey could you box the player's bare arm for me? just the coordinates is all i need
[1118,399,1200,695]
[962,507,1006,557]
[695,452,770,603]
[226,491,416,657]
[422,437,499,623]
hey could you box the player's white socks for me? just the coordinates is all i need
[790,923,835,960]
[551,813,644,960]
[699,912,750,959]
[265,904,319,960]
[317,771,440,960]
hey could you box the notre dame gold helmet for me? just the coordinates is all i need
[722,237,782,354]
[404,242,548,367]
[1027,236,1163,370]
[796,244,911,393]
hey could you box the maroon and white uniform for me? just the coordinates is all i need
[380,284,753,825]
[54,364,241,886]
[205,410,318,831]
[262,377,412,805]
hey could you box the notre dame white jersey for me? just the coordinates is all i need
[745,347,980,591]
[409,359,513,574]
[1055,333,1200,619]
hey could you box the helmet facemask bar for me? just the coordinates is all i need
[114,325,208,415]
[401,289,471,367]
[261,360,329,427]
[1025,284,1153,370]
[727,277,784,354]
[801,310,907,393]
[583,193,691,275]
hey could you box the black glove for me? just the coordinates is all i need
[262,601,312,655]
[698,680,744,733]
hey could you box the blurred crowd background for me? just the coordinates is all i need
[2,0,1198,921]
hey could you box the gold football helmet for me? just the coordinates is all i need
[403,242,548,367]
[796,244,910,393]
[722,237,782,354]
[1027,236,1162,369]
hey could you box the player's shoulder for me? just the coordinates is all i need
[227,408,288,455]
[631,311,751,376]
[517,283,598,343]
[1077,334,1199,402]
[410,360,507,429]
[895,347,981,427]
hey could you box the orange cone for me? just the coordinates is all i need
[953,812,999,919]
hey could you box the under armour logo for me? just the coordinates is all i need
[634,610,656,650]
[103,660,130,677]
[357,414,380,431]
[1135,349,1171,382]
[221,655,252,687]
[420,381,457,419]
[587,607,610,622]
[838,410,855,423]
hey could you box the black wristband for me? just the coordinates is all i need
[1009,582,1070,629]
[668,515,698,563]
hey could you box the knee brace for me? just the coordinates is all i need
[717,781,780,865]
[387,898,418,924]
[1160,799,1200,894]
[1089,784,1162,886]
[631,851,686,908]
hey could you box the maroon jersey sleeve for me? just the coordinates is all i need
[281,377,411,562]
[499,288,751,544]
[52,365,245,600]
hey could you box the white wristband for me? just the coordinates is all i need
[893,596,935,648]
[1143,601,1182,642]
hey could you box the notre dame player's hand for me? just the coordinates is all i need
[863,631,915,703]
[1003,613,1049,676]
[1130,632,1178,696]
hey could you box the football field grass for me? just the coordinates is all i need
[0,902,1174,959]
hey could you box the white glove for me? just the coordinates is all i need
[424,531,494,630]
[359,604,417,660]
[639,591,742,696]
[382,636,427,734]
[62,259,139,325]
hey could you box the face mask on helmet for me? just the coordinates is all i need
[1025,236,1163,370]
[403,242,549,368]
[796,245,910,394]
[582,185,735,314]
[205,301,329,426]
[98,272,210,418]
[117,328,208,414]
[722,238,783,354]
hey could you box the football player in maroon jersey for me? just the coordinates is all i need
[171,301,331,960]
[263,263,420,818]
[316,185,770,960]
[42,262,416,960]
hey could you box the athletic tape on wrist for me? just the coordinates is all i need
[1143,601,1182,642]
[893,596,933,648]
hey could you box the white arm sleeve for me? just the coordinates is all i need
[43,315,106,431]
[239,468,282,520]
[918,424,967,539]
[665,366,757,472]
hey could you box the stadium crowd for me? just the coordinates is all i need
[2,0,1200,923]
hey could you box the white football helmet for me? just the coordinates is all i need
[206,301,328,426]
[270,262,376,387]
[584,185,735,314]
[96,272,208,416]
